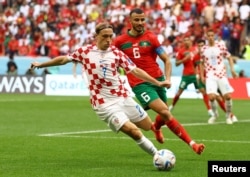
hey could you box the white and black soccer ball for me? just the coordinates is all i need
[153,149,176,171]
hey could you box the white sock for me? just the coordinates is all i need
[210,100,217,116]
[225,99,232,117]
[189,140,195,147]
[136,136,157,156]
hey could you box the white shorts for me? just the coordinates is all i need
[94,97,148,132]
[206,77,234,95]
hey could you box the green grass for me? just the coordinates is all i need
[0,94,249,177]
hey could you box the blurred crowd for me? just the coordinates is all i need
[0,0,250,62]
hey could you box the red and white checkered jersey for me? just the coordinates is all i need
[68,44,136,108]
[201,42,230,79]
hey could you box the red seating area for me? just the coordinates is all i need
[0,0,249,58]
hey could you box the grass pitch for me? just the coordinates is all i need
[0,94,249,177]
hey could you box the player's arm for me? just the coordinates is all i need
[199,60,205,83]
[175,52,191,66]
[156,46,172,88]
[131,67,170,88]
[227,56,237,78]
[194,62,199,75]
[194,60,201,81]
[72,61,78,78]
[31,56,72,69]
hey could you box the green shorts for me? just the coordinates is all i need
[179,75,203,90]
[132,76,167,110]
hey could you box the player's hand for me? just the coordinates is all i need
[196,74,200,84]
[159,80,171,88]
[30,62,41,69]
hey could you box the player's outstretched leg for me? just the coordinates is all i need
[165,117,205,155]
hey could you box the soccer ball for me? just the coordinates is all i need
[153,149,176,171]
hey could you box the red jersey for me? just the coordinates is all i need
[113,30,163,87]
[176,47,196,76]
[193,53,201,67]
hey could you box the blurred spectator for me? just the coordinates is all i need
[241,38,250,60]
[220,18,232,50]
[230,17,244,57]
[48,40,60,58]
[6,54,18,76]
[214,0,225,22]
[182,0,192,20]
[162,39,174,58]
[239,70,246,78]
[59,40,70,55]
[25,68,36,76]
[36,38,50,56]
[225,0,239,21]
[238,0,250,21]
[0,0,249,61]
[41,68,51,75]
[6,34,19,58]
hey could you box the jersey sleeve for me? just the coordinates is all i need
[67,46,87,62]
[117,49,136,73]
[221,45,231,58]
[148,32,163,55]
[176,49,183,60]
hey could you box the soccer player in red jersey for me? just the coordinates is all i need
[113,8,205,155]
[168,36,213,118]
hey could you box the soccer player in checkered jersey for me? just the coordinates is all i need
[195,39,238,123]
[200,29,238,124]
[168,36,213,119]
[31,22,174,157]
[113,8,205,155]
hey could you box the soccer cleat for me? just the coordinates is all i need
[151,123,164,144]
[192,143,205,155]
[230,114,238,123]
[208,109,215,117]
[226,117,233,124]
[208,116,216,124]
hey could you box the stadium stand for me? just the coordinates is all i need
[0,0,249,76]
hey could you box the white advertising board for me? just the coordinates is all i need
[45,75,202,98]
[45,74,89,96]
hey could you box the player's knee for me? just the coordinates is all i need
[159,109,172,120]
[223,94,231,100]
[208,94,216,101]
